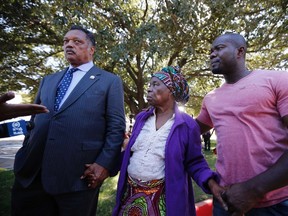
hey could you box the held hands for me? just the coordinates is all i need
[0,92,49,121]
[80,163,109,189]
[207,178,228,211]
[208,179,246,216]
[221,181,264,216]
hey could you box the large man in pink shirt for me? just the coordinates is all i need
[196,33,288,216]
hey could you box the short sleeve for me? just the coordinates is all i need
[274,71,288,117]
[196,97,214,128]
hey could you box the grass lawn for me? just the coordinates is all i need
[0,141,217,216]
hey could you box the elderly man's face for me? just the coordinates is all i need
[146,77,173,107]
[63,30,95,67]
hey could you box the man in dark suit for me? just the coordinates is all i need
[11,25,126,216]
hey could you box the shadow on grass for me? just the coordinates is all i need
[0,168,14,216]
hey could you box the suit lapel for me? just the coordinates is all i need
[55,66,101,114]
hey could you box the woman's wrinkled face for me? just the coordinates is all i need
[146,77,172,107]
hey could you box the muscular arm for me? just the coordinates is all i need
[224,115,288,215]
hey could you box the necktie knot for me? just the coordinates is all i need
[68,67,78,74]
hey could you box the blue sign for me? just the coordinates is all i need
[6,120,27,136]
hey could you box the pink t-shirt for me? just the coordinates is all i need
[197,69,288,207]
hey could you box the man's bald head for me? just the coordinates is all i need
[216,33,247,53]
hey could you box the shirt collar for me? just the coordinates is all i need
[69,61,93,72]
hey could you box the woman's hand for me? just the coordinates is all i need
[208,178,228,211]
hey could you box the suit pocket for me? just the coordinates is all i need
[81,141,103,151]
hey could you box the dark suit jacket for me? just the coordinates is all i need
[14,65,126,195]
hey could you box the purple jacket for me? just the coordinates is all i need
[113,106,218,216]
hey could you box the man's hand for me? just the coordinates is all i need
[80,163,109,189]
[0,92,49,121]
[222,182,264,215]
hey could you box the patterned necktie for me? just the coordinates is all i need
[54,67,78,111]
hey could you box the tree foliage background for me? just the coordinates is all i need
[1,0,287,116]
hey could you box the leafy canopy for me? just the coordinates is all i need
[0,0,287,115]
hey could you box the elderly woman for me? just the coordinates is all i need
[113,66,224,216]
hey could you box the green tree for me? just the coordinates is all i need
[1,0,287,116]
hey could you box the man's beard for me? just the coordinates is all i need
[211,67,222,74]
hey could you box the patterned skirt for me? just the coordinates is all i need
[118,176,166,216]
